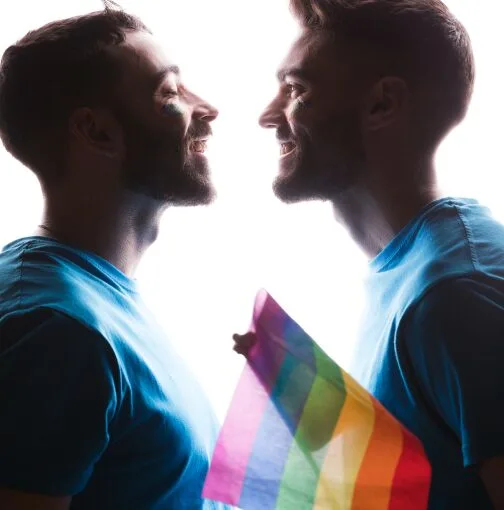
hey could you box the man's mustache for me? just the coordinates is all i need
[276,125,295,143]
[187,122,213,142]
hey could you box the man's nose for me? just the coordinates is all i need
[259,99,284,129]
[193,99,219,123]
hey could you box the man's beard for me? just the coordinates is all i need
[119,113,215,205]
[273,110,365,203]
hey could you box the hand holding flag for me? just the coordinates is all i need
[204,290,431,509]
[233,332,256,357]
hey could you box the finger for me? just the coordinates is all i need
[233,332,256,345]
[232,332,257,357]
[233,343,248,356]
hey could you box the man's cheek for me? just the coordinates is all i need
[288,103,316,136]
[162,101,188,119]
[287,98,305,120]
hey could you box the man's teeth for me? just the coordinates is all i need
[280,142,295,155]
[191,140,207,153]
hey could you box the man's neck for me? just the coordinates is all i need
[36,187,166,277]
[332,173,441,259]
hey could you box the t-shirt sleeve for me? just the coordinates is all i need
[403,276,504,467]
[0,308,121,495]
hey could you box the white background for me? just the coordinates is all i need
[0,1,502,419]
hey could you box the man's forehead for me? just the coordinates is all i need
[112,31,180,82]
[277,30,336,81]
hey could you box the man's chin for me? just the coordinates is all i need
[187,185,216,206]
[127,174,216,206]
[273,187,317,204]
[165,158,216,206]
[168,179,216,206]
[273,170,323,204]
[274,153,315,202]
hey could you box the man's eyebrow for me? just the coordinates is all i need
[276,67,310,82]
[152,65,181,88]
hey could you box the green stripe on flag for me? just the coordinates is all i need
[276,345,347,509]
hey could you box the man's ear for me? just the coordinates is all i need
[361,77,409,131]
[69,107,124,158]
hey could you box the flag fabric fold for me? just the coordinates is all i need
[203,290,431,509]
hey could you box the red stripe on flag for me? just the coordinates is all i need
[388,427,432,510]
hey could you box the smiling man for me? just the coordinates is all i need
[0,8,227,510]
[234,0,504,509]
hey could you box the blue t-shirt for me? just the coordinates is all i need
[351,197,504,509]
[0,237,230,510]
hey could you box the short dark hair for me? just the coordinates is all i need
[0,9,149,182]
[290,0,475,147]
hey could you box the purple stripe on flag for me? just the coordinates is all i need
[282,314,318,370]
[238,311,317,508]
[203,291,287,504]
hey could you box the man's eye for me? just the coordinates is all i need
[286,83,303,99]
[162,89,178,100]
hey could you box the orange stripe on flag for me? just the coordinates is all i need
[351,398,404,510]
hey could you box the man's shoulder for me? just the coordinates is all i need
[416,198,504,275]
[0,237,132,335]
[0,236,85,299]
[392,199,504,313]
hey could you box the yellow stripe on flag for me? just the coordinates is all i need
[313,372,375,509]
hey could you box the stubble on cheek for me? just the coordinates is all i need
[162,102,187,117]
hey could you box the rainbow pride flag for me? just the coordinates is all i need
[203,290,431,509]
